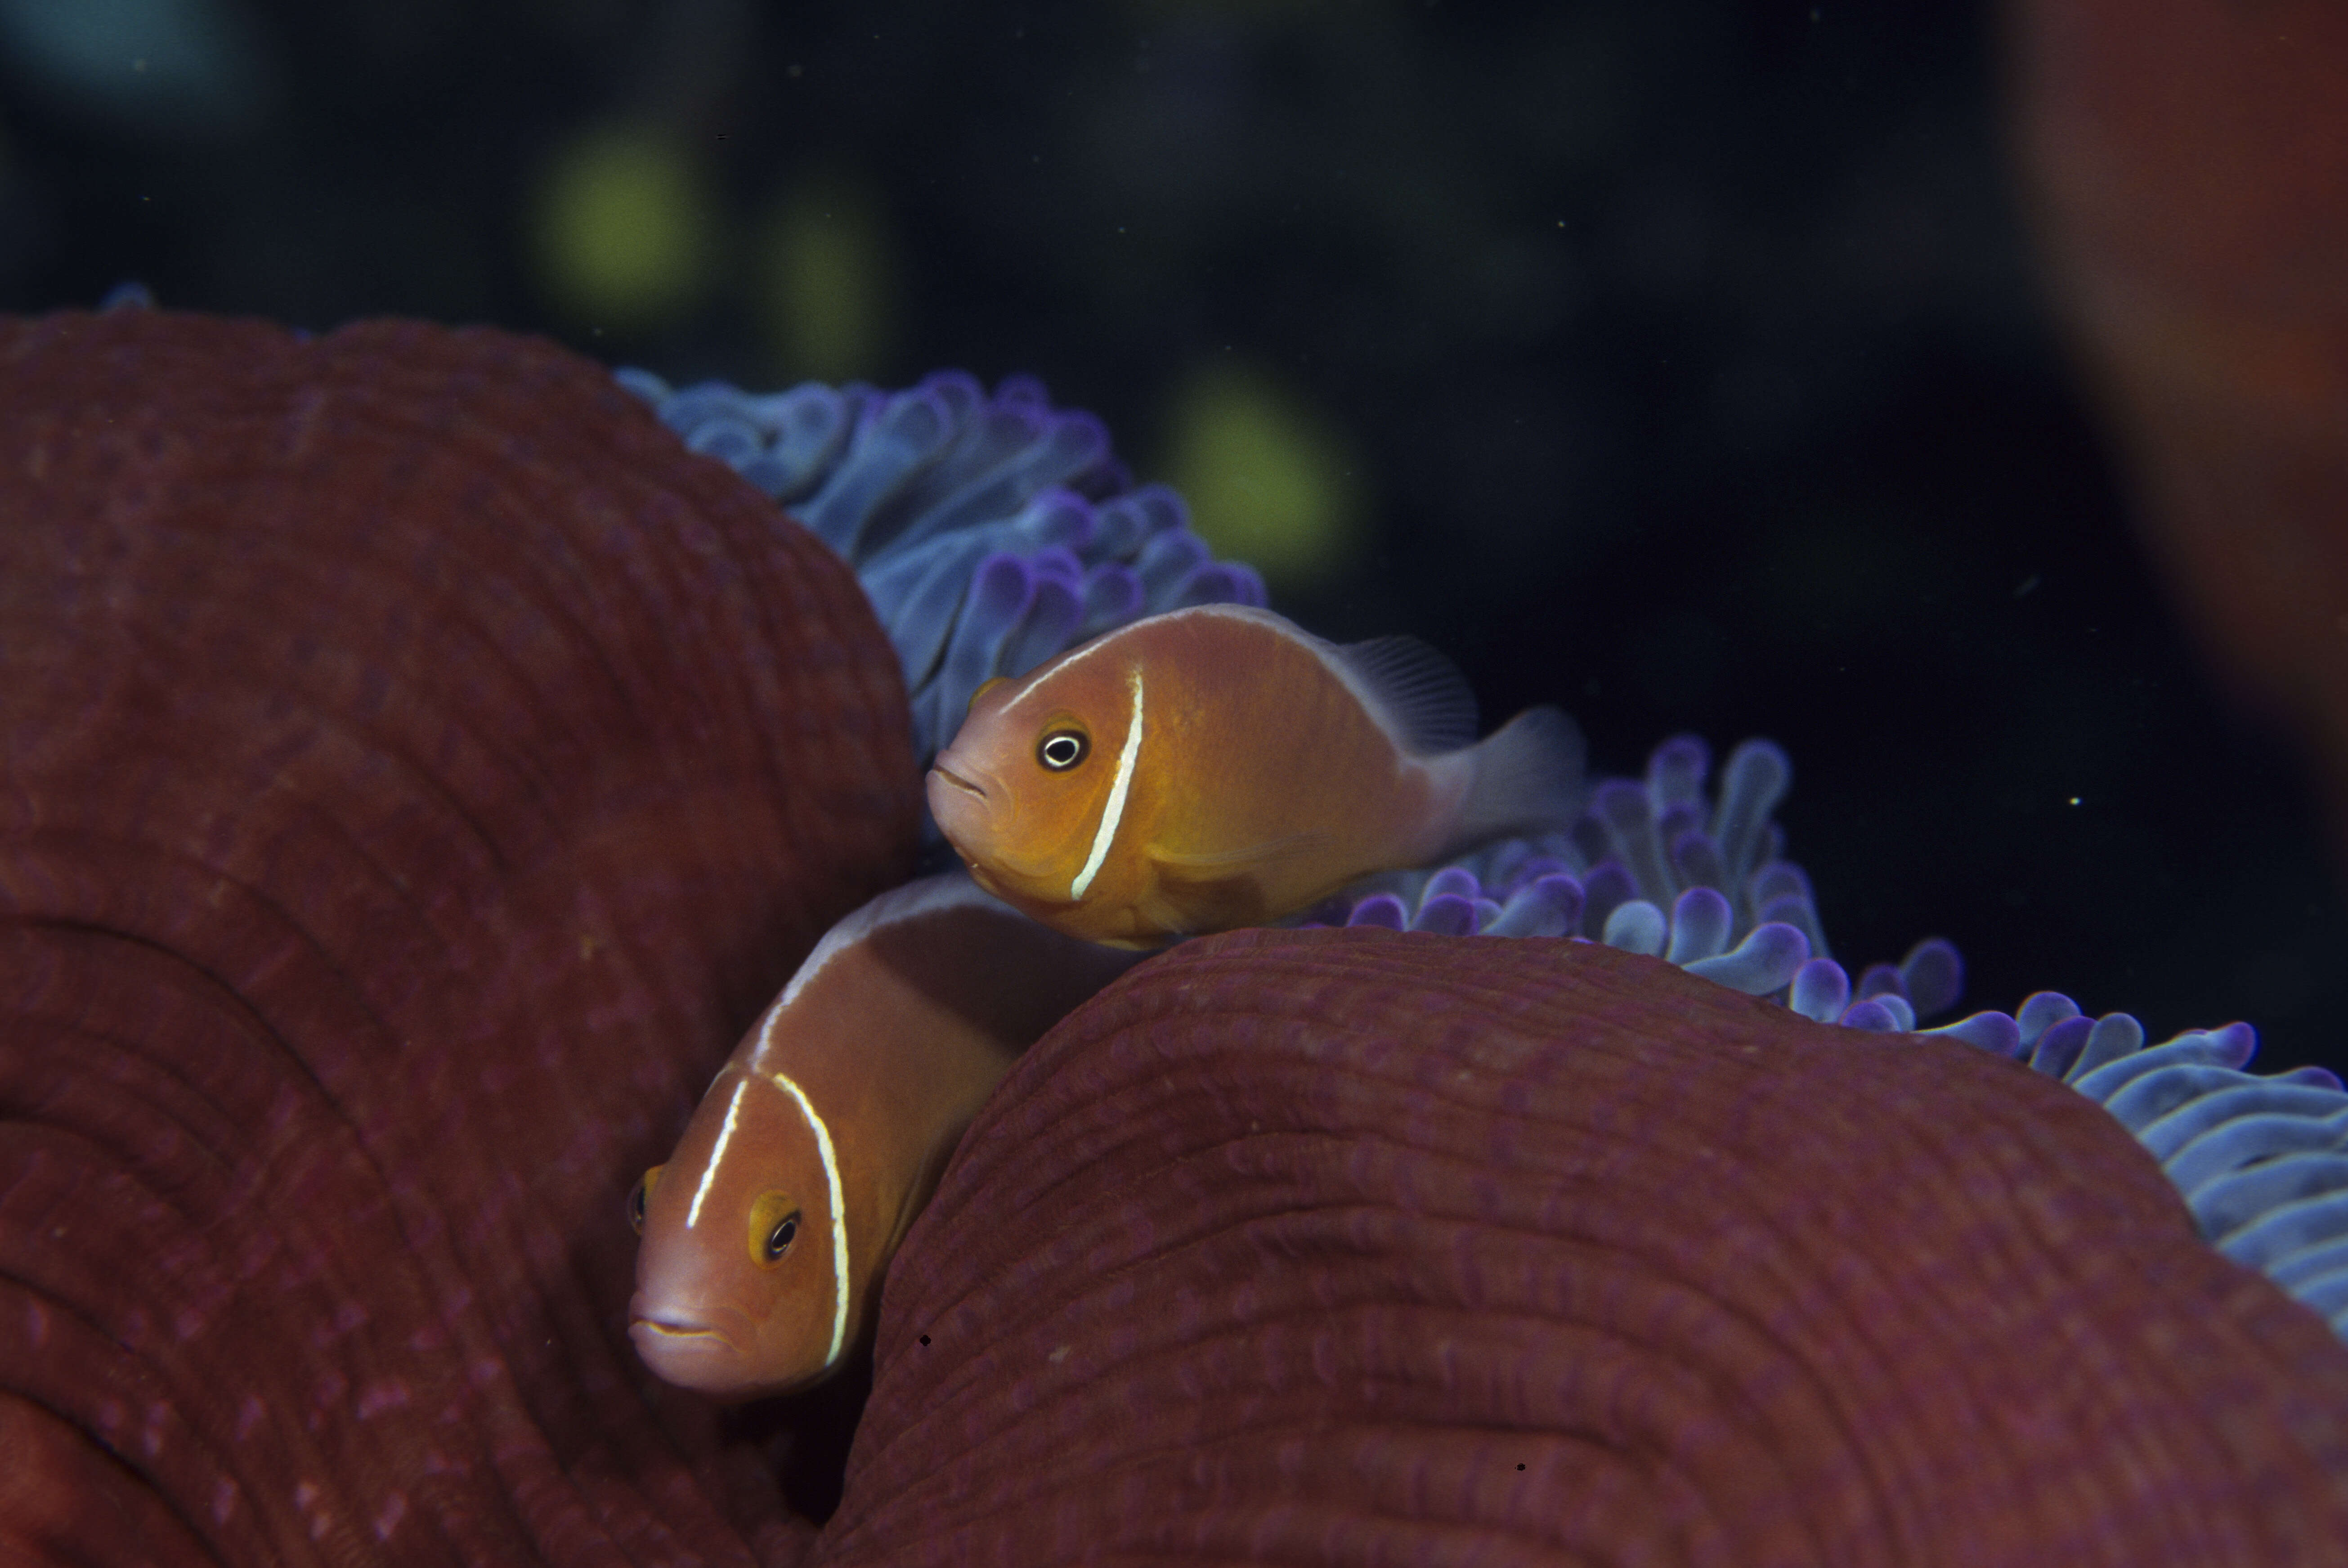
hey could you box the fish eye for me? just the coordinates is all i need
[748,1190,803,1268]
[629,1166,663,1235]
[1036,729,1088,771]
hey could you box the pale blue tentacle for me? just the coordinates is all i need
[619,369,1265,777]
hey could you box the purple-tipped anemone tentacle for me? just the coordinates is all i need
[2017,989,2084,1045]
[1789,956,1853,1023]
[2161,1104,2348,1197]
[620,369,1265,773]
[1423,865,1482,905]
[1592,779,1676,904]
[1578,859,1638,935]
[1748,860,1828,959]
[1919,1010,2023,1055]
[1646,732,1709,811]
[1600,898,1668,956]
[1839,996,1914,1033]
[1485,873,1582,938]
[1662,886,1734,964]
[1681,921,1811,996]
[1668,827,1730,896]
[1077,561,1146,636]
[1855,962,1906,1002]
[1711,738,1792,910]
[1411,893,1480,936]
[1899,937,1966,1018]
[2030,1014,2099,1079]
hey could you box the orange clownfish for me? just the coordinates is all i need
[926,604,1583,947]
[627,871,1140,1400]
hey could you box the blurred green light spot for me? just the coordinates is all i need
[1161,366,1364,591]
[758,179,896,384]
[532,125,714,329]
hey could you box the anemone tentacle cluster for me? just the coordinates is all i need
[1311,727,2348,1338]
[1987,998,2348,1334]
[623,363,2348,1344]
[1305,730,1998,1032]
[619,367,1267,766]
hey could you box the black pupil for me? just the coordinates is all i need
[628,1181,646,1232]
[1040,732,1084,770]
[767,1216,798,1258]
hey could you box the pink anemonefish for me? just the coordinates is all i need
[627,870,1141,1400]
[927,604,1584,947]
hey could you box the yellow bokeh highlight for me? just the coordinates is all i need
[757,179,898,383]
[1160,366,1365,591]
[531,125,716,330]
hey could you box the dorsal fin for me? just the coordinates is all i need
[1332,634,1479,755]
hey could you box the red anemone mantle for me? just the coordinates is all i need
[5,312,2348,1565]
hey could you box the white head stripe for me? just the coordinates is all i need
[684,1080,748,1229]
[767,1071,851,1369]
[1004,629,1120,712]
[1070,667,1144,902]
[748,984,789,1071]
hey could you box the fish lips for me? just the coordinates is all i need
[925,760,999,857]
[627,1295,766,1395]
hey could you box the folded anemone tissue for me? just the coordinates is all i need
[1,297,2346,1568]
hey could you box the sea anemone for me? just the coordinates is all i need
[6,309,2347,1563]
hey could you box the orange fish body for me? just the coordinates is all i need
[627,871,1139,1400]
[927,605,1582,946]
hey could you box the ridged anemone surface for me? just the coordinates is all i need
[0,309,916,1564]
[7,307,2348,1565]
[834,930,2348,1566]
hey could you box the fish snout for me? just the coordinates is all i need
[627,1294,764,1394]
[928,762,986,800]
[926,763,999,854]
[627,1287,753,1348]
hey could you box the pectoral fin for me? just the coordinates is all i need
[1139,835,1331,936]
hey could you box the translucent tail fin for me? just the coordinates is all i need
[1440,705,1586,857]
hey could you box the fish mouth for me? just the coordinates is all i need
[629,1313,723,1341]
[627,1302,764,1395]
[928,764,986,799]
[927,761,1004,869]
[626,1290,751,1353]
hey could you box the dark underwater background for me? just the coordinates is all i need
[5,0,2339,1072]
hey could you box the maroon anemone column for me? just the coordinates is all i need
[0,312,918,1566]
[836,929,2348,1567]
